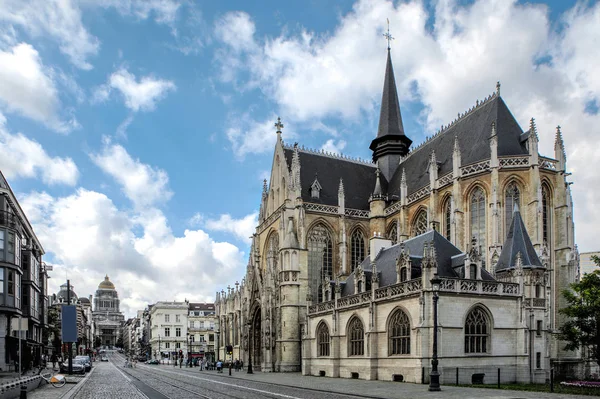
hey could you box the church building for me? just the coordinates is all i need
[215,46,581,383]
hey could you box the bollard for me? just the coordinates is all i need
[229,363,232,376]
[497,368,500,389]
[20,385,27,399]
[550,368,554,392]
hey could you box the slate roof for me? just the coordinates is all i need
[388,95,528,196]
[283,148,376,210]
[340,230,495,296]
[189,302,215,311]
[496,205,544,271]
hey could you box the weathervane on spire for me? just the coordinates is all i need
[383,18,394,50]
[275,117,284,134]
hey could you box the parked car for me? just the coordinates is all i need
[75,356,92,371]
[59,360,86,374]
[146,359,159,365]
[100,355,109,362]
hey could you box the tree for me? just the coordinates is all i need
[559,256,600,367]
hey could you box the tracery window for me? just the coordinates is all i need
[542,185,551,246]
[505,182,520,238]
[470,187,486,259]
[317,322,330,357]
[267,233,279,272]
[387,222,398,245]
[388,309,411,355]
[464,307,489,353]
[412,210,428,237]
[308,224,333,302]
[443,197,452,241]
[348,317,364,356]
[350,229,366,272]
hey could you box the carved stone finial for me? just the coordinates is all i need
[275,117,284,134]
[496,81,501,96]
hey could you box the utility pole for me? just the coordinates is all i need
[67,280,73,375]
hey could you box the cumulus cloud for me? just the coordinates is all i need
[0,117,79,185]
[20,189,246,317]
[90,139,173,208]
[203,212,258,245]
[0,43,78,133]
[225,114,289,157]
[215,0,600,251]
[94,67,176,112]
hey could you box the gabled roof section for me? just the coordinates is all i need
[283,146,376,210]
[388,95,528,196]
[341,230,488,296]
[496,205,544,271]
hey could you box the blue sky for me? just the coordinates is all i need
[0,0,598,317]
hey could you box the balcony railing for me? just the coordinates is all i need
[0,210,21,230]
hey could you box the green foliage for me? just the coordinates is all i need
[559,256,600,367]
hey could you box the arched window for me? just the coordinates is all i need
[412,210,428,237]
[470,187,486,258]
[350,229,366,272]
[388,309,411,355]
[542,185,551,246]
[464,307,489,353]
[505,182,520,238]
[308,223,333,302]
[348,317,364,356]
[317,322,330,357]
[400,267,408,282]
[443,197,452,241]
[267,233,279,272]
[387,222,398,245]
[470,264,477,280]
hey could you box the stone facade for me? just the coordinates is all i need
[92,275,125,347]
[215,49,580,381]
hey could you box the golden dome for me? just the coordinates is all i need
[98,275,115,290]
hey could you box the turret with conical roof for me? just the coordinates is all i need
[370,49,412,182]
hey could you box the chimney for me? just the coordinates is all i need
[369,231,392,261]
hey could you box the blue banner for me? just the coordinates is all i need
[61,305,78,343]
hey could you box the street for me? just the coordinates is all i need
[26,351,594,399]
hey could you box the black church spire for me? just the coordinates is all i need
[370,49,412,181]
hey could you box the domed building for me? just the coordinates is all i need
[92,275,124,348]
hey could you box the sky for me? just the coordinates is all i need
[0,0,598,318]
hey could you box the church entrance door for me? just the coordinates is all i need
[251,307,262,371]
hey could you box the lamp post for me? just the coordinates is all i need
[158,334,161,364]
[429,274,441,391]
[247,321,253,374]
[188,333,192,368]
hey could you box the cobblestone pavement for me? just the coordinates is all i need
[28,355,596,399]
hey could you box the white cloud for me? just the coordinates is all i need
[320,139,347,155]
[95,67,176,112]
[0,43,78,133]
[20,188,246,317]
[90,140,172,208]
[89,0,182,25]
[225,114,285,157]
[203,212,258,245]
[0,118,79,185]
[215,11,257,53]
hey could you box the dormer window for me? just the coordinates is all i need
[311,175,322,199]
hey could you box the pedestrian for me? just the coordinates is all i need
[216,360,222,373]
[51,353,57,370]
[133,358,137,368]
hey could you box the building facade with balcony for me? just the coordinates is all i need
[187,303,216,363]
[0,170,48,372]
[149,301,188,362]
[215,47,581,380]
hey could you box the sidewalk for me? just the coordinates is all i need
[27,370,92,399]
[196,369,593,399]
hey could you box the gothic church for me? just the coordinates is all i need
[215,47,581,383]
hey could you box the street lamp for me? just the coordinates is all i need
[188,333,192,368]
[158,334,161,364]
[429,273,441,391]
[247,321,253,374]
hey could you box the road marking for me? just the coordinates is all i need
[139,365,303,399]
[109,356,152,399]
